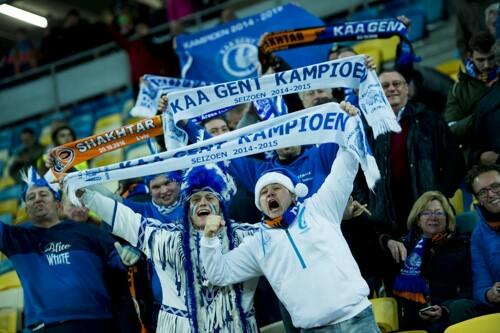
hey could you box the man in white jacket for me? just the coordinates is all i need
[201,129,380,331]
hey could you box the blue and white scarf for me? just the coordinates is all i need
[164,55,399,150]
[64,102,380,204]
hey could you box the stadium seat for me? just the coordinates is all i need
[350,44,382,72]
[94,113,123,134]
[0,271,21,291]
[0,307,17,333]
[435,59,463,81]
[0,199,18,216]
[420,0,444,22]
[125,143,152,160]
[91,149,124,168]
[398,331,428,333]
[0,184,23,201]
[370,297,399,332]
[260,320,285,333]
[350,7,379,21]
[0,287,23,309]
[353,36,400,63]
[455,211,479,234]
[0,213,12,225]
[69,112,95,139]
[444,313,500,333]
[0,130,12,151]
[0,178,15,192]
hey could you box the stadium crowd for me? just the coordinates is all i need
[0,1,499,333]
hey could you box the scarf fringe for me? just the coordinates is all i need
[370,117,401,138]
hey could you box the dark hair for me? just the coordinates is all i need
[201,116,227,127]
[379,69,407,83]
[51,125,76,146]
[468,32,495,54]
[21,128,35,136]
[464,164,500,194]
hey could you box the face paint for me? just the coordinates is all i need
[190,203,199,219]
[209,202,220,215]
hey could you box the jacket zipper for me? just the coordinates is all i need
[285,229,307,269]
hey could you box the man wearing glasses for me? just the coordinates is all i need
[465,164,500,313]
[353,70,465,290]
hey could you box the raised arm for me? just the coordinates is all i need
[307,148,359,225]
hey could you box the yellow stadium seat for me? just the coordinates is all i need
[94,113,123,134]
[39,124,53,146]
[444,313,500,333]
[91,149,124,168]
[0,199,18,216]
[370,297,399,333]
[0,288,23,309]
[352,45,382,73]
[435,59,463,78]
[0,178,15,192]
[0,307,17,333]
[0,271,21,291]
[353,36,400,63]
[126,144,152,160]
[260,321,285,333]
[449,188,464,214]
[14,206,28,225]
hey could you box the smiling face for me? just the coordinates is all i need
[149,175,180,207]
[25,186,61,224]
[379,71,409,115]
[472,170,500,214]
[259,183,294,219]
[188,191,221,229]
[417,200,447,237]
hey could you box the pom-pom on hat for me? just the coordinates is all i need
[181,163,236,203]
[254,168,308,210]
[21,166,61,201]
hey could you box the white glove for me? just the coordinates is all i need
[114,242,141,266]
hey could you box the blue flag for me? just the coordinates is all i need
[175,4,330,82]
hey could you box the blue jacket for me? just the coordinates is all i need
[0,220,123,327]
[184,120,339,197]
[471,207,500,306]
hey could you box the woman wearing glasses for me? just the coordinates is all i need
[385,191,478,333]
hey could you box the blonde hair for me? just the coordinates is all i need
[407,191,455,233]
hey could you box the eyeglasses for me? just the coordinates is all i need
[419,211,446,219]
[381,80,405,90]
[476,183,500,200]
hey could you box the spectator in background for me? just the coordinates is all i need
[8,128,45,181]
[104,11,174,95]
[39,124,89,174]
[60,9,93,58]
[353,70,464,293]
[445,32,498,149]
[456,0,496,60]
[485,3,499,36]
[465,164,500,314]
[387,191,477,333]
[220,8,237,23]
[166,0,197,35]
[7,28,37,75]
[468,71,500,166]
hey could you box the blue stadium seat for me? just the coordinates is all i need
[69,112,95,139]
[421,0,444,22]
[380,4,427,41]
[0,130,13,150]
[0,185,23,201]
[350,7,379,21]
[455,211,479,234]
[95,104,122,119]
[0,213,13,225]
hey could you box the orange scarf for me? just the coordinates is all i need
[49,116,163,178]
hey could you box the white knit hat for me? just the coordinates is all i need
[254,168,308,210]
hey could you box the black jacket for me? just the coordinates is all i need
[353,101,465,237]
[469,80,500,166]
